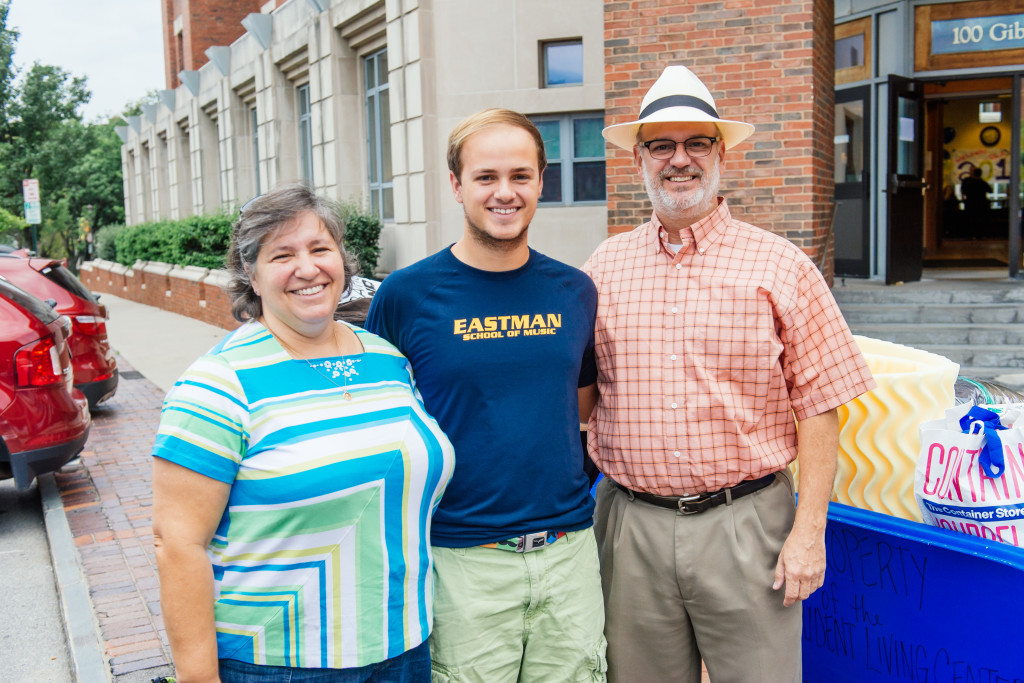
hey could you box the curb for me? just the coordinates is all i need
[39,472,111,683]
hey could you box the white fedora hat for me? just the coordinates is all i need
[603,65,755,151]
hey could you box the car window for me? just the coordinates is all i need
[40,265,97,304]
[0,275,60,324]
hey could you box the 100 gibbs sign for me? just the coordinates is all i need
[931,12,1024,55]
[915,2,1024,71]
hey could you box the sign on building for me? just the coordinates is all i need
[931,13,1024,55]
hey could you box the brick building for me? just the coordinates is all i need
[162,0,274,89]
[121,0,1024,281]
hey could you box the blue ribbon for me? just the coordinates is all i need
[958,406,1007,478]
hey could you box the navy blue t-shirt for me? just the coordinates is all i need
[365,247,597,546]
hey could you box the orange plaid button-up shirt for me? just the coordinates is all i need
[583,200,875,496]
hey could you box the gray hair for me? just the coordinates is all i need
[226,184,355,322]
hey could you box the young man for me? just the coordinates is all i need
[584,66,876,682]
[365,108,605,683]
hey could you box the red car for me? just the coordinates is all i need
[0,276,91,490]
[0,255,118,408]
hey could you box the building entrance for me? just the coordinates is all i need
[922,76,1018,270]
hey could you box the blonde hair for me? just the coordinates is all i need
[446,108,547,181]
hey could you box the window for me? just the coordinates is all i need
[835,18,871,85]
[365,49,393,220]
[298,84,313,184]
[531,114,605,205]
[542,40,583,87]
[250,107,261,195]
[835,34,864,70]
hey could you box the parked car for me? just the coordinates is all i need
[0,255,118,408]
[0,276,91,490]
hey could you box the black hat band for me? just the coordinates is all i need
[640,95,720,121]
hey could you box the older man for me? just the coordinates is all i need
[583,65,875,682]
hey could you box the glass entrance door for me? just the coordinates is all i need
[1013,74,1023,278]
[834,86,871,277]
[886,75,926,284]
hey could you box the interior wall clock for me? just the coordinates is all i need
[980,126,1001,147]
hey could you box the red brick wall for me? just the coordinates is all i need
[162,0,178,89]
[604,0,836,279]
[201,284,236,329]
[163,0,265,88]
[81,262,237,331]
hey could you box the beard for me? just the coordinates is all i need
[642,156,721,222]
[464,210,530,252]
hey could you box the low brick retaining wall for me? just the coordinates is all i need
[80,259,236,330]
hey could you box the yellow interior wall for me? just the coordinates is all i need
[942,98,1011,187]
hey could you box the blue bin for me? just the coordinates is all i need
[804,502,1024,681]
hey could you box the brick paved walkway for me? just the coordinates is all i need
[55,358,175,681]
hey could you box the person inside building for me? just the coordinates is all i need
[960,165,993,239]
[583,65,876,682]
[941,184,963,239]
[365,108,606,683]
[151,184,454,682]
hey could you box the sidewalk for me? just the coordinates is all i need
[48,294,227,682]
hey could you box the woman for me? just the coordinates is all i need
[152,184,454,682]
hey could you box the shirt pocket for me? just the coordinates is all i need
[688,288,780,419]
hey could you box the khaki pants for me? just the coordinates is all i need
[594,473,801,683]
[429,529,607,683]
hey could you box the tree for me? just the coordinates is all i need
[0,0,17,136]
[0,5,123,262]
[0,205,25,245]
[119,90,160,119]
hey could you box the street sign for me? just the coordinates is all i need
[22,179,39,202]
[24,202,41,224]
[22,179,41,225]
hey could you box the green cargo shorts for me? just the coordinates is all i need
[429,528,607,683]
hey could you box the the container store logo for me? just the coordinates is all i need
[932,13,1024,55]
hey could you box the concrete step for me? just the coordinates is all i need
[850,324,1024,346]
[839,303,1024,325]
[832,282,1024,306]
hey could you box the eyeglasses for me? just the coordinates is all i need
[640,136,718,160]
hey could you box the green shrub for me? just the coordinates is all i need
[112,213,233,269]
[337,200,382,277]
[94,224,123,260]
[104,202,381,276]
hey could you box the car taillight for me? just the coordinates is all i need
[15,336,63,386]
[72,315,107,336]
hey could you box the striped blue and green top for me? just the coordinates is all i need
[152,320,455,669]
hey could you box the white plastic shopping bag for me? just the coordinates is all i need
[915,404,1024,548]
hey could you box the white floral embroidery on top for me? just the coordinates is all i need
[313,356,362,382]
[314,357,361,380]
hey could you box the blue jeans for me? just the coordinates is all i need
[218,640,430,683]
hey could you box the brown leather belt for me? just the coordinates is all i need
[613,473,777,515]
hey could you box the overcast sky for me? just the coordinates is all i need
[6,0,165,123]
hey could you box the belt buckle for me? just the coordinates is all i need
[518,532,549,553]
[677,492,711,515]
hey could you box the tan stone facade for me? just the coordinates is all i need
[123,0,842,276]
[122,0,608,273]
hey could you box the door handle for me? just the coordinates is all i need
[888,174,927,192]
